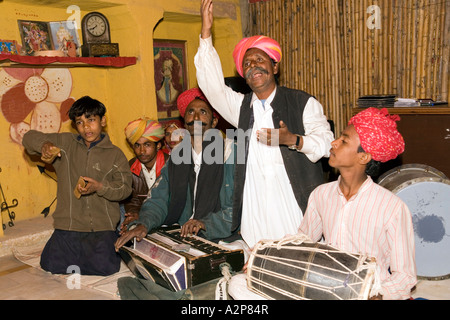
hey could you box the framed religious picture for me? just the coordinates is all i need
[18,20,53,55]
[0,40,19,55]
[49,20,81,57]
[153,39,188,119]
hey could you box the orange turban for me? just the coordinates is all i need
[349,108,405,163]
[232,35,282,77]
[124,117,164,145]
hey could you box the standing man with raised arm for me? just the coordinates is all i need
[195,0,334,249]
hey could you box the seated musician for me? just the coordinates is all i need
[118,118,169,233]
[114,87,239,252]
[229,107,417,300]
[297,107,417,300]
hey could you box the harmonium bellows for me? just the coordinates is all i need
[119,227,245,292]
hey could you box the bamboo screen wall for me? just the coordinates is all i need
[247,0,450,136]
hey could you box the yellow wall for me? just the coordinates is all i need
[0,0,242,236]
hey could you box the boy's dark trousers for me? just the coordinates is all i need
[40,229,121,276]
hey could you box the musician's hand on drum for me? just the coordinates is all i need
[119,212,139,235]
[181,219,205,237]
[114,224,148,252]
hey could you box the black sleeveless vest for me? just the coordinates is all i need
[231,86,324,231]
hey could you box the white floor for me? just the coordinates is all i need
[0,217,116,300]
[0,254,115,300]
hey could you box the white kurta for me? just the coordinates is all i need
[241,93,303,247]
[190,147,202,218]
[195,36,334,248]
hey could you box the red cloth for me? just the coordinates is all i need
[0,54,136,67]
[130,149,166,178]
[176,87,219,120]
[349,108,405,163]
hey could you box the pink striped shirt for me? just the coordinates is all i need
[299,176,417,300]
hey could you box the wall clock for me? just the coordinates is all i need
[81,12,119,57]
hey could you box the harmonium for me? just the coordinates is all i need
[119,227,245,292]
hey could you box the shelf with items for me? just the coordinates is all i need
[0,54,137,68]
[352,105,450,116]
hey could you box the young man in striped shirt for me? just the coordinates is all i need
[299,107,417,300]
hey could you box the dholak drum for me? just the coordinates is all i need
[378,164,450,280]
[247,235,378,300]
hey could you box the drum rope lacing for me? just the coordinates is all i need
[215,263,233,300]
[248,234,382,300]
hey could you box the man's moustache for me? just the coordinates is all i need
[185,121,207,126]
[245,66,269,79]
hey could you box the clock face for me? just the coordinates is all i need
[86,15,106,37]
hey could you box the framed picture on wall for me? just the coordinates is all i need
[153,39,188,118]
[49,20,81,57]
[18,20,53,55]
[0,40,19,55]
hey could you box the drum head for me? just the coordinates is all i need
[378,164,448,191]
[394,177,450,280]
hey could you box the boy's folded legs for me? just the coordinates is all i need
[40,229,121,276]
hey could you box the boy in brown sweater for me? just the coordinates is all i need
[23,96,132,276]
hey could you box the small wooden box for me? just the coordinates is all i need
[81,43,119,57]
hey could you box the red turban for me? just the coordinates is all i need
[349,108,405,163]
[232,35,282,77]
[176,88,219,120]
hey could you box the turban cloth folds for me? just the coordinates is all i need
[349,108,405,163]
[124,117,164,145]
[177,87,218,120]
[232,35,282,77]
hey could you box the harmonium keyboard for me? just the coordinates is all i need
[119,227,245,292]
